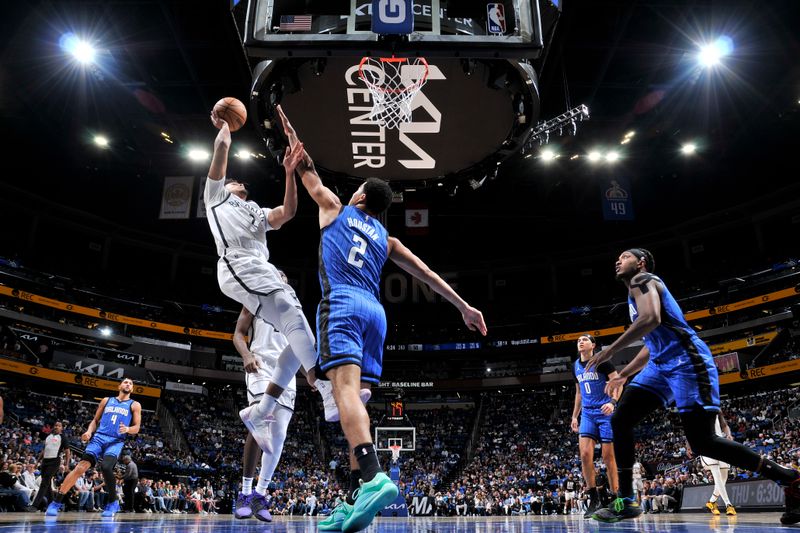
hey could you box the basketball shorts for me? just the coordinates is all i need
[701,456,730,469]
[633,478,644,493]
[628,354,720,414]
[579,408,614,443]
[217,248,293,318]
[83,433,125,465]
[245,358,296,411]
[316,286,387,384]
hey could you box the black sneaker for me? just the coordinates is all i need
[592,497,643,523]
[781,476,800,525]
[584,497,600,518]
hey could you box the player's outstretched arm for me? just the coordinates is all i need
[233,307,260,373]
[119,401,142,436]
[388,236,487,335]
[275,105,341,227]
[267,142,303,230]
[208,111,231,181]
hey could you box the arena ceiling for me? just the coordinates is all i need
[1,0,798,277]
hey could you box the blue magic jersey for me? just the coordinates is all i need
[574,359,616,409]
[97,397,133,439]
[628,275,711,366]
[319,205,389,299]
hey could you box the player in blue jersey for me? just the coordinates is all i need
[46,378,141,518]
[570,334,620,517]
[277,106,486,533]
[587,248,800,524]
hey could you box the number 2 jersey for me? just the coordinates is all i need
[574,359,616,409]
[318,205,388,300]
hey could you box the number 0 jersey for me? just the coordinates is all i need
[319,205,388,300]
[574,359,616,409]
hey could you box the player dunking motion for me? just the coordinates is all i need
[689,411,737,516]
[278,106,487,533]
[570,334,620,517]
[45,378,141,518]
[205,111,335,453]
[588,248,800,524]
[233,271,297,523]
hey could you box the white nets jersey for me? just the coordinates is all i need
[632,462,642,480]
[204,177,272,258]
[245,315,296,410]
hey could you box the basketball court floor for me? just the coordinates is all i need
[0,512,791,532]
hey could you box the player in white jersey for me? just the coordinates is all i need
[632,462,644,502]
[232,272,297,522]
[690,412,736,516]
[205,112,335,452]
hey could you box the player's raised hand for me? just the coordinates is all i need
[604,374,626,399]
[81,431,92,443]
[462,305,487,336]
[276,105,299,148]
[282,142,305,175]
[211,110,231,149]
[242,351,262,374]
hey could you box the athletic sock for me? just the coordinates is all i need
[354,443,381,482]
[346,470,362,505]
[242,477,253,496]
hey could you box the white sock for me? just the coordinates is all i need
[709,494,717,503]
[255,482,268,496]
[254,394,277,419]
[242,477,253,496]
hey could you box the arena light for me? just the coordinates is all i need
[605,151,620,163]
[235,149,252,159]
[93,135,109,148]
[188,149,209,162]
[540,148,557,162]
[100,327,112,336]
[587,151,602,163]
[681,142,698,155]
[486,367,491,373]
[697,36,734,68]
[59,33,96,64]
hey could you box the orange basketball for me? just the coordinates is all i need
[213,97,247,132]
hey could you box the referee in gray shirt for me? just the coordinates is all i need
[31,421,70,510]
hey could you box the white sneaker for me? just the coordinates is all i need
[315,380,339,422]
[239,405,275,453]
[315,381,373,422]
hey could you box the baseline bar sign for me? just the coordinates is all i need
[682,479,783,509]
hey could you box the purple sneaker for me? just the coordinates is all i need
[251,493,273,522]
[234,492,254,519]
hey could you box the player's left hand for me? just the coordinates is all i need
[600,402,615,415]
[119,423,130,435]
[276,105,299,148]
[604,375,626,399]
[282,141,305,175]
[586,348,611,371]
[462,306,487,336]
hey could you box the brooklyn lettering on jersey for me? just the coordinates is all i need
[227,196,266,223]
[347,217,380,241]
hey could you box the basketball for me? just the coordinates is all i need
[213,97,247,132]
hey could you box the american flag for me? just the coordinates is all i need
[279,15,313,32]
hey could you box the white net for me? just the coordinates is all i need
[390,445,401,463]
[359,57,429,129]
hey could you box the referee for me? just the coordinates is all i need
[31,421,71,510]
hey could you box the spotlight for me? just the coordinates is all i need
[188,149,209,161]
[235,149,252,159]
[698,36,734,68]
[486,368,491,373]
[587,151,602,163]
[60,33,96,64]
[100,327,112,337]
[541,148,557,162]
[93,135,109,148]
[605,151,620,163]
[681,142,697,155]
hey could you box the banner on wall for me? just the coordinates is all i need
[159,176,194,219]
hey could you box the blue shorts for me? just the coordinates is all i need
[629,354,720,413]
[83,433,125,465]
[316,287,387,384]
[580,408,614,443]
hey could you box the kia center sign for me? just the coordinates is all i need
[253,57,538,187]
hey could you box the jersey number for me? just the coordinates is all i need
[347,235,367,269]
[111,414,118,425]
[584,382,591,395]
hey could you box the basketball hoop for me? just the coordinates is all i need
[389,445,402,463]
[358,57,429,129]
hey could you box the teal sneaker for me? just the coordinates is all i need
[592,497,643,523]
[342,473,398,533]
[318,502,353,531]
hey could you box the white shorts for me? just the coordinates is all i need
[245,359,297,411]
[701,456,730,469]
[218,249,291,315]
[565,491,575,501]
[633,478,644,493]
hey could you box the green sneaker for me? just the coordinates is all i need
[592,497,643,523]
[342,473,399,533]
[318,502,353,531]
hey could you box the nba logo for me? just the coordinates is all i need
[486,3,506,35]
